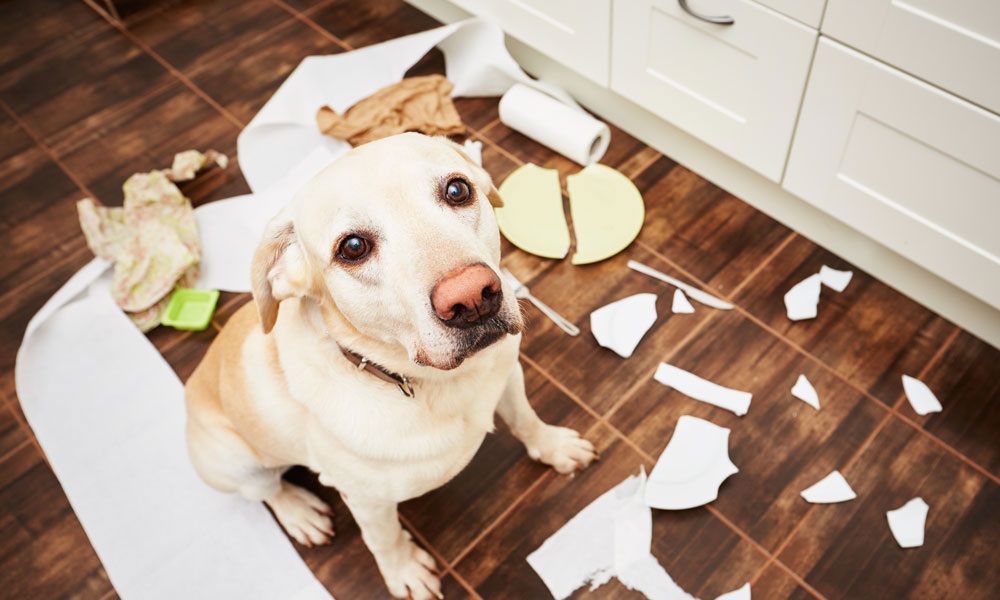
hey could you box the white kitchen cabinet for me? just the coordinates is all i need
[754,0,827,28]
[446,0,612,86]
[784,38,1000,308]
[823,0,1000,114]
[610,0,816,182]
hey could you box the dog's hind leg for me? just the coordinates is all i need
[185,416,334,547]
[497,361,599,474]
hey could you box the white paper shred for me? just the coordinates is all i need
[784,273,822,321]
[715,583,751,600]
[590,293,658,358]
[654,363,752,416]
[800,470,857,504]
[902,375,943,415]
[791,374,820,410]
[671,289,695,314]
[819,265,853,292]
[886,497,929,548]
[645,416,739,510]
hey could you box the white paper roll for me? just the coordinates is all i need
[498,83,611,166]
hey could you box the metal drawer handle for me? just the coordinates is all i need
[678,0,735,25]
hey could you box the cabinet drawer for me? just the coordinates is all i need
[448,0,611,86]
[754,0,826,28]
[611,0,816,181]
[823,0,1000,113]
[784,38,1000,309]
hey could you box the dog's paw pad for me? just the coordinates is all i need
[528,425,597,475]
[266,483,335,547]
[384,542,442,600]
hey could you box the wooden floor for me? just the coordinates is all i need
[1,0,998,598]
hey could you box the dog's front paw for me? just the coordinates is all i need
[266,482,335,548]
[381,533,442,600]
[526,425,598,475]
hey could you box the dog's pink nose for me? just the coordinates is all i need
[431,264,503,328]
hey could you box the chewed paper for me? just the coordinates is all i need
[784,274,821,321]
[672,289,695,314]
[886,497,929,548]
[654,363,752,417]
[791,374,820,410]
[800,470,856,504]
[590,293,658,358]
[715,583,751,600]
[645,415,738,510]
[902,375,943,415]
[528,470,696,600]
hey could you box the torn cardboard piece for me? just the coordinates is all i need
[645,415,739,510]
[316,74,465,146]
[801,470,856,504]
[590,293,658,358]
[654,363,752,417]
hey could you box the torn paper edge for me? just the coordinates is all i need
[645,415,739,510]
[590,293,658,359]
[672,289,695,314]
[902,375,943,415]
[715,582,751,600]
[801,470,857,504]
[819,265,853,292]
[784,273,821,321]
[654,363,752,416]
[791,374,820,410]
[886,497,929,549]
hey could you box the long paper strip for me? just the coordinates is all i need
[654,363,752,416]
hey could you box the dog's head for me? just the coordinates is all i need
[251,133,524,370]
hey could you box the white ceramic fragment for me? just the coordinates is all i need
[902,375,943,415]
[715,582,751,600]
[462,139,483,166]
[819,265,853,292]
[800,470,856,504]
[645,416,739,510]
[590,293,658,358]
[672,289,695,314]
[654,363,752,416]
[791,374,820,410]
[618,553,697,600]
[784,273,822,321]
[886,497,929,549]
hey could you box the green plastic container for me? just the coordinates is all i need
[161,288,220,331]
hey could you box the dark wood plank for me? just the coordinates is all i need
[0,403,28,460]
[777,417,1000,599]
[632,157,794,294]
[609,310,887,551]
[0,0,108,78]
[308,0,441,49]
[752,563,817,600]
[733,235,956,406]
[0,444,114,599]
[903,331,1000,478]
[0,27,174,151]
[399,363,597,562]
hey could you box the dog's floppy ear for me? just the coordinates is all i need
[441,138,504,208]
[251,208,314,334]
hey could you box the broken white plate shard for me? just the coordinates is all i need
[645,415,739,510]
[902,375,943,415]
[784,273,822,321]
[800,470,857,504]
[715,582,751,600]
[590,293,658,358]
[791,374,820,410]
[819,265,853,292]
[654,363,752,416]
[672,289,695,314]
[462,139,483,166]
[886,497,929,548]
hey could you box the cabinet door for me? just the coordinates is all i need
[754,0,827,28]
[611,0,816,181]
[784,39,1000,310]
[449,0,611,86]
[824,0,1000,113]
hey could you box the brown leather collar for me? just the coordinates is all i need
[338,345,415,398]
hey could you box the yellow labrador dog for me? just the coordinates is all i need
[185,133,596,598]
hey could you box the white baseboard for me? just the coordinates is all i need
[409,0,1000,349]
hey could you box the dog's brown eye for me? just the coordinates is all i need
[444,178,472,205]
[338,235,371,262]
